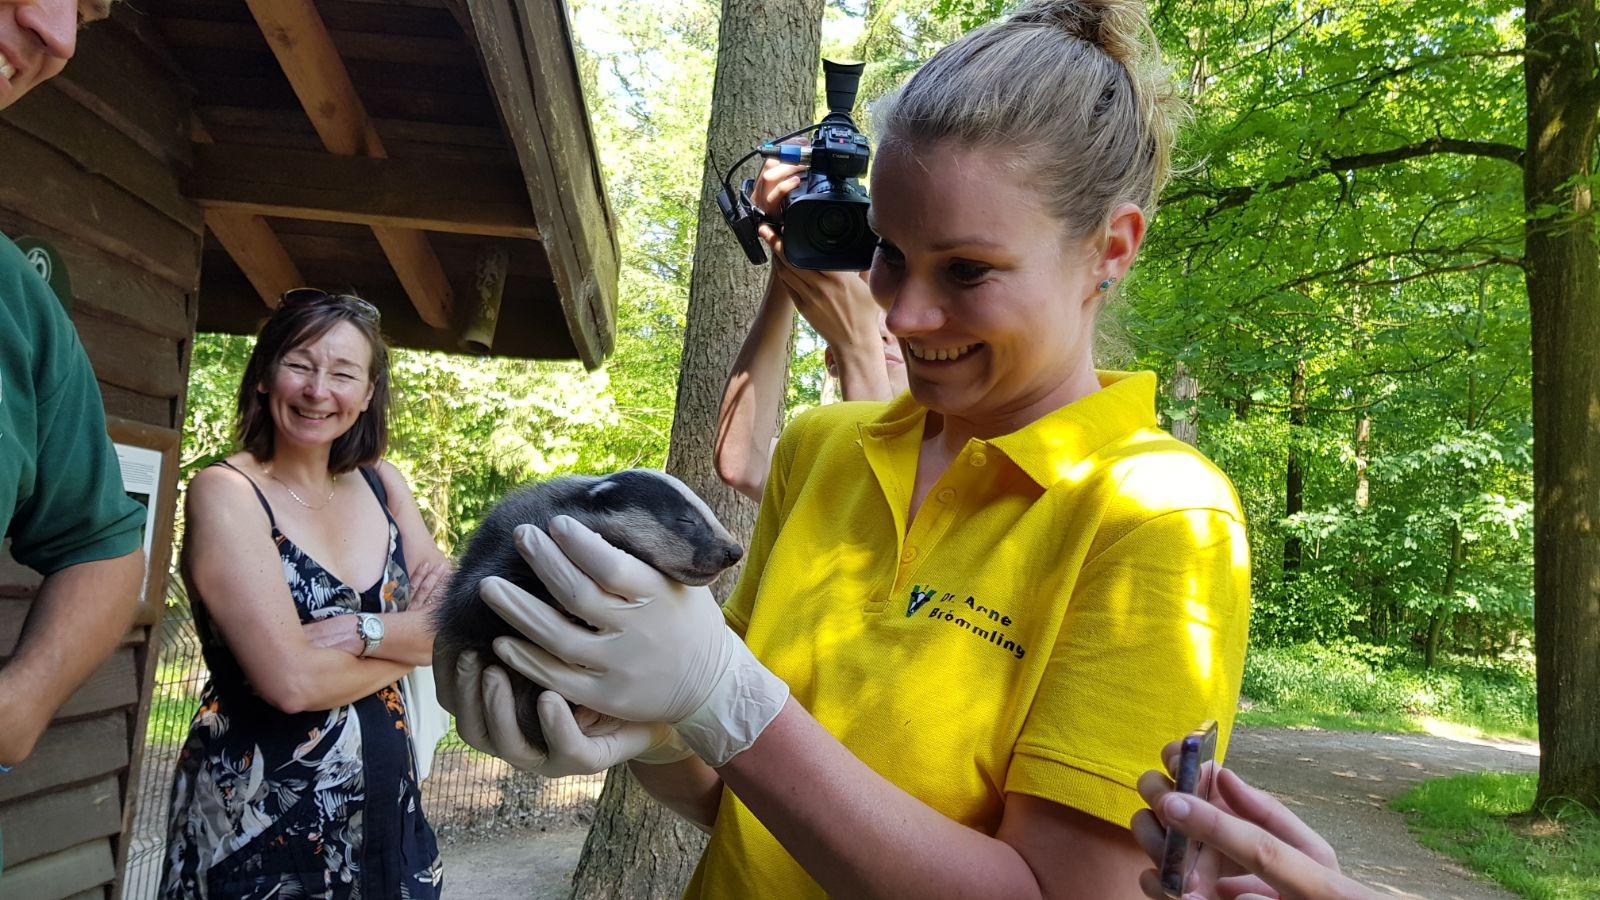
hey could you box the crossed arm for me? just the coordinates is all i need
[183,465,433,713]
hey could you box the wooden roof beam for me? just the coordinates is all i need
[244,0,454,329]
[204,211,302,310]
[187,144,540,239]
[193,119,301,309]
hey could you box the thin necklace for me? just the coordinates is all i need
[264,466,338,510]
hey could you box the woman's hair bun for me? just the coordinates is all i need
[1007,0,1144,67]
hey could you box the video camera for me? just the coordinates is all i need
[716,60,875,271]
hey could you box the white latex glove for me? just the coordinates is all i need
[483,517,789,767]
[435,649,691,776]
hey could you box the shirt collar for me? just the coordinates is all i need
[857,371,1159,488]
[991,371,1158,487]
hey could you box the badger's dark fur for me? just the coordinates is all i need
[433,469,743,750]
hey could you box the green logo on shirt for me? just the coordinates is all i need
[906,584,936,617]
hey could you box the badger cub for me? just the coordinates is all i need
[434,469,743,751]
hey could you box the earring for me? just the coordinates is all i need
[1098,278,1117,293]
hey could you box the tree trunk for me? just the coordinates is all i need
[1169,360,1198,446]
[1427,524,1464,669]
[1526,0,1600,812]
[567,0,826,894]
[568,773,712,897]
[1283,359,1307,575]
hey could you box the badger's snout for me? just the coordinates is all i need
[672,539,743,585]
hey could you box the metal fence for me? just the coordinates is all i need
[121,577,604,899]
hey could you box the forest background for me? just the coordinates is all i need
[180,1,1537,748]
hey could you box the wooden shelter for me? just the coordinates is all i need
[0,1,618,895]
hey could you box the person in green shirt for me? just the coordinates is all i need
[1,0,146,876]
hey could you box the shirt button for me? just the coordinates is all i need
[901,546,918,563]
[937,488,956,503]
[969,452,988,468]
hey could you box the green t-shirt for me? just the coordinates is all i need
[0,235,144,881]
[1,233,143,574]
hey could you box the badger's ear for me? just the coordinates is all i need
[587,478,621,501]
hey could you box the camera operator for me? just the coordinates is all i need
[713,149,908,502]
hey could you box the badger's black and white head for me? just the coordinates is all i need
[433,468,742,751]
[565,469,742,584]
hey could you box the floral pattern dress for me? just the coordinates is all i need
[161,462,442,899]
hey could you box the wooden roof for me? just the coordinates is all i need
[148,0,619,365]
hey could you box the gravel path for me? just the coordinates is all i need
[1226,727,1540,899]
[438,726,1542,899]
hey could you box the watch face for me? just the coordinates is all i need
[361,616,384,640]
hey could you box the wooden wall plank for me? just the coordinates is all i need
[53,649,140,719]
[0,715,129,804]
[0,839,117,899]
[0,125,201,289]
[51,17,190,166]
[0,777,122,867]
[74,311,185,400]
[99,384,175,428]
[0,211,193,343]
[4,84,202,235]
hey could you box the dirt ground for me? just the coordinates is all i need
[437,725,1541,899]
[442,822,592,899]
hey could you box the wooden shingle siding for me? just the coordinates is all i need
[0,840,120,900]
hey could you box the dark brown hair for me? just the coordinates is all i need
[235,292,391,474]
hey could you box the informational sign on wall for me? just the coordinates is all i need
[111,439,161,605]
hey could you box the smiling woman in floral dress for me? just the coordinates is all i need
[162,290,447,899]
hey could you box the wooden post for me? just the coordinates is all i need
[459,245,509,353]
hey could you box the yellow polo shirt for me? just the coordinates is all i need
[686,370,1251,898]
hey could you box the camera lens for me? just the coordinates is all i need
[814,205,857,249]
[784,194,875,270]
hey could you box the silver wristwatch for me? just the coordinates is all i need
[355,613,385,658]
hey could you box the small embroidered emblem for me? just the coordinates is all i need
[906,584,935,617]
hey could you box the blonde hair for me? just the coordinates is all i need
[873,0,1185,238]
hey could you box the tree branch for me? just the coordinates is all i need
[1168,137,1526,210]
[1348,256,1525,289]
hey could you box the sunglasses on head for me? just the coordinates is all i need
[279,288,382,324]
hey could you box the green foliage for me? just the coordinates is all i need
[180,334,254,477]
[1127,0,1533,656]
[1393,773,1600,899]
[386,352,626,550]
[1240,642,1537,739]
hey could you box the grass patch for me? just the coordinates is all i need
[1239,642,1537,740]
[1392,773,1600,899]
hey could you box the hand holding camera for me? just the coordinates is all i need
[717,60,877,271]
